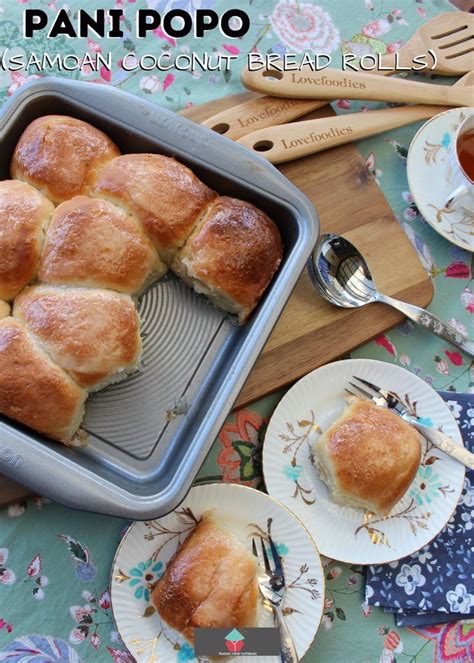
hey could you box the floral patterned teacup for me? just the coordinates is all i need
[445,111,474,210]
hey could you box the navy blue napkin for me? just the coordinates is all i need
[365,391,474,628]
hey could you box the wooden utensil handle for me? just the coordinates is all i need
[241,67,469,106]
[201,97,326,140]
[237,105,447,164]
[202,68,396,141]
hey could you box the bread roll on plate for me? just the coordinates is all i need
[173,196,283,323]
[312,399,421,515]
[11,115,120,203]
[0,317,87,444]
[0,180,55,301]
[151,511,258,644]
[93,153,217,263]
[14,285,142,390]
[38,196,166,294]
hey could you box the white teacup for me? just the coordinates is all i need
[445,113,474,210]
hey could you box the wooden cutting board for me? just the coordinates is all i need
[182,92,433,404]
[0,92,433,506]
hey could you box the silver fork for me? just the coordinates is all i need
[252,535,298,663]
[347,376,474,470]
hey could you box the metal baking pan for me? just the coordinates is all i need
[0,78,319,519]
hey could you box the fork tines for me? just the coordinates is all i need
[252,534,285,581]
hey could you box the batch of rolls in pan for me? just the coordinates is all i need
[0,115,283,446]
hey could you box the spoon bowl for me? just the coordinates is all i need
[308,233,474,357]
[308,234,378,308]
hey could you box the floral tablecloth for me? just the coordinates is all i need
[1,1,473,662]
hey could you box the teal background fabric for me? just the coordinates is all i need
[1,1,473,661]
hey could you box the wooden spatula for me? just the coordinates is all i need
[203,12,474,140]
[240,65,473,106]
[238,72,474,163]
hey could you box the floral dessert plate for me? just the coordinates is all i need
[110,483,324,663]
[407,107,473,252]
[263,358,465,565]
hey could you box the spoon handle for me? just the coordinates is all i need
[378,293,474,357]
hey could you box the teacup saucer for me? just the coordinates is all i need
[407,107,473,252]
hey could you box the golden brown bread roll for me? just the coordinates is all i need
[3,115,284,446]
[0,301,10,319]
[151,511,258,644]
[10,115,120,203]
[0,317,87,444]
[93,153,217,263]
[172,196,283,323]
[312,399,422,515]
[38,196,166,294]
[0,180,55,301]
[13,285,142,390]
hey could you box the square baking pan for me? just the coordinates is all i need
[0,78,319,519]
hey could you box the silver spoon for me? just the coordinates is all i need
[308,234,474,357]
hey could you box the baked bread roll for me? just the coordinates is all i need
[151,511,258,644]
[93,153,217,263]
[312,399,421,515]
[173,196,283,323]
[14,285,142,390]
[38,196,166,294]
[0,317,87,444]
[0,180,54,301]
[3,114,284,446]
[10,115,120,203]
[0,301,10,319]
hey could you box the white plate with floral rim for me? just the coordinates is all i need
[407,107,474,252]
[110,483,324,663]
[263,358,465,566]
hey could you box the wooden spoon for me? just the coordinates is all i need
[240,65,473,106]
[237,72,474,164]
[203,12,473,140]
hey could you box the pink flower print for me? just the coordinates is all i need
[386,40,402,54]
[337,99,351,110]
[436,358,449,376]
[0,618,13,633]
[0,549,16,586]
[153,26,177,46]
[461,288,474,314]
[98,590,111,610]
[270,1,340,54]
[8,72,41,96]
[87,38,102,53]
[163,73,175,91]
[222,44,240,55]
[90,632,101,650]
[445,261,471,279]
[100,66,111,83]
[69,627,87,644]
[445,350,463,367]
[375,334,397,357]
[26,553,48,599]
[362,17,391,38]
[107,647,136,662]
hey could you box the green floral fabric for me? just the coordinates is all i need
[1,1,473,661]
